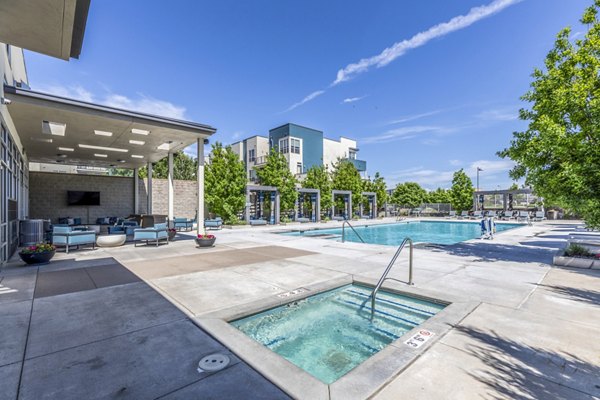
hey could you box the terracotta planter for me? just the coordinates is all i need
[195,237,216,248]
[19,250,55,265]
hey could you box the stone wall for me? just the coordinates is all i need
[29,172,198,223]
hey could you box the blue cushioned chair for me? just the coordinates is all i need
[173,217,194,231]
[52,226,96,253]
[133,223,168,247]
[204,217,223,230]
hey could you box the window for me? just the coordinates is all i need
[297,163,303,174]
[291,138,301,154]
[248,149,256,162]
[349,150,357,160]
[279,138,289,154]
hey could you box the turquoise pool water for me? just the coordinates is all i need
[282,220,523,245]
[231,284,446,384]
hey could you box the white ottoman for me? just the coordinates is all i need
[96,234,126,247]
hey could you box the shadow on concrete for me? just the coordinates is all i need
[534,283,600,306]
[455,325,599,399]
[432,243,555,264]
[517,240,565,250]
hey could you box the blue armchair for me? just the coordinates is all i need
[133,223,169,247]
[204,217,223,230]
[172,217,194,231]
[52,226,96,253]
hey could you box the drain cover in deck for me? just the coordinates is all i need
[197,353,230,373]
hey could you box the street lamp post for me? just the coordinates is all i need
[476,167,483,211]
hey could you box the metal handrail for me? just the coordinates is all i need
[342,220,365,243]
[370,237,414,319]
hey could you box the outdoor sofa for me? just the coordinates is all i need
[204,217,223,230]
[133,223,169,247]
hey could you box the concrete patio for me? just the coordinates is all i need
[1,218,599,399]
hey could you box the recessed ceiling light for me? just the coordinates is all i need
[94,154,108,158]
[78,144,128,152]
[58,147,74,152]
[131,128,150,135]
[94,130,113,137]
[117,159,126,163]
[31,137,53,143]
[131,154,144,159]
[157,141,174,150]
[129,140,145,145]
[42,120,66,136]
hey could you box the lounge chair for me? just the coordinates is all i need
[517,211,530,223]
[485,211,497,218]
[133,223,168,247]
[532,211,545,222]
[52,226,96,253]
[446,211,457,219]
[470,211,483,220]
[458,211,470,219]
[204,217,223,230]
[297,217,310,223]
[249,219,268,226]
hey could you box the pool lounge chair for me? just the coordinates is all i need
[485,210,497,218]
[458,211,470,219]
[470,211,483,220]
[532,211,545,222]
[446,211,457,219]
[517,211,531,223]
[249,219,268,226]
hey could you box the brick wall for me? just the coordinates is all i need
[29,172,199,223]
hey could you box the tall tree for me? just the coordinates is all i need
[428,187,451,203]
[331,159,363,213]
[205,142,247,224]
[370,172,388,210]
[450,169,474,212]
[303,165,332,213]
[139,151,197,180]
[256,148,298,214]
[391,182,427,208]
[498,1,600,227]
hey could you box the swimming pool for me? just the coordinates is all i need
[231,284,446,384]
[282,220,523,245]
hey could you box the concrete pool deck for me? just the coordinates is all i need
[1,218,599,399]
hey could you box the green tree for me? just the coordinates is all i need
[303,165,332,213]
[331,159,363,214]
[508,183,519,191]
[450,169,474,212]
[205,142,247,224]
[256,148,298,215]
[139,151,198,180]
[499,1,600,227]
[370,172,388,210]
[428,187,452,203]
[391,182,427,208]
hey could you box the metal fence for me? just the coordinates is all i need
[385,203,453,217]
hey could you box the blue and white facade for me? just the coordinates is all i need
[232,123,367,182]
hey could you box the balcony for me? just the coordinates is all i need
[345,158,367,172]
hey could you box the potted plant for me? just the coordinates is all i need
[195,234,216,248]
[167,228,177,241]
[19,243,56,265]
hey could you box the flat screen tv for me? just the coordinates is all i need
[67,191,100,206]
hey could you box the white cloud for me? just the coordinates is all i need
[388,167,456,188]
[284,90,325,112]
[388,109,444,124]
[342,96,366,104]
[477,108,518,121]
[449,159,462,166]
[468,159,515,174]
[35,83,187,119]
[332,0,522,85]
[362,125,454,144]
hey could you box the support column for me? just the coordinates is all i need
[275,191,280,224]
[168,152,174,226]
[134,167,139,214]
[245,188,250,224]
[196,139,205,235]
[316,191,320,222]
[147,162,153,214]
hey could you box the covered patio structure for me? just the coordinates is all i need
[331,190,352,221]
[360,191,377,219]
[244,185,280,225]
[4,85,216,242]
[473,188,538,212]
[295,188,320,222]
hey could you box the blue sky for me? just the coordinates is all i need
[24,0,589,190]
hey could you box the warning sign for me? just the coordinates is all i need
[404,329,435,348]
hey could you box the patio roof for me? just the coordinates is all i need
[0,0,90,60]
[4,86,216,169]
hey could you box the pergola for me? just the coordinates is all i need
[360,192,377,219]
[245,185,280,224]
[331,190,352,220]
[295,188,320,222]
[473,188,537,211]
[4,86,216,234]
